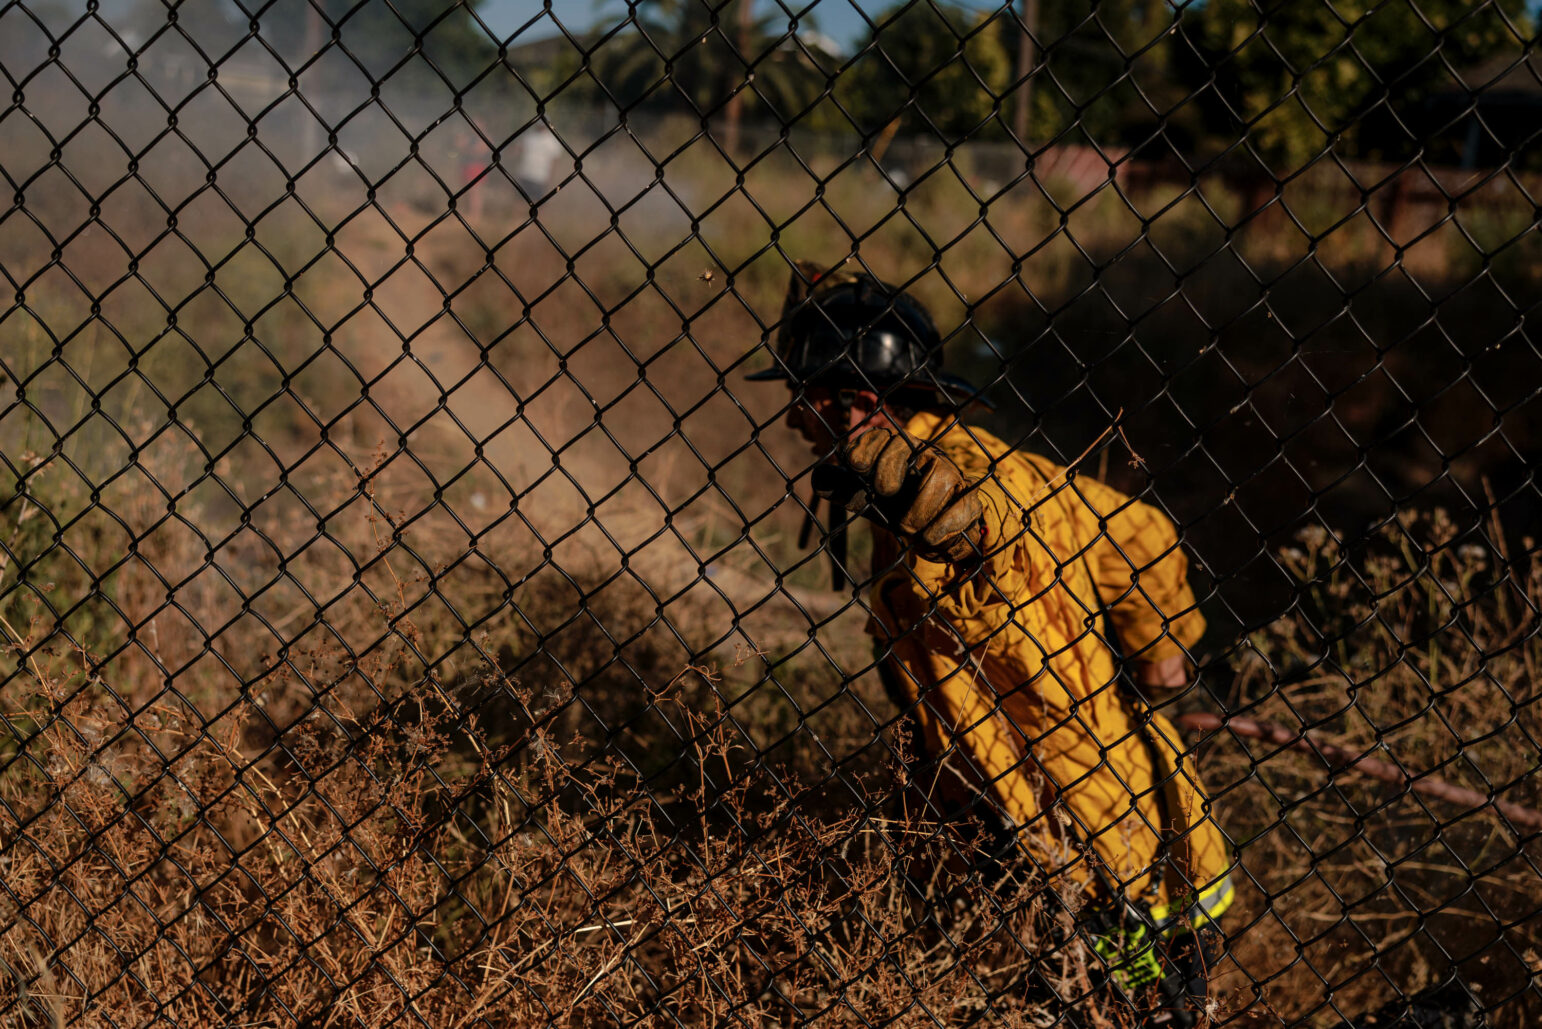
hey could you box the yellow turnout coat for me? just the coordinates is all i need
[868,411,1233,929]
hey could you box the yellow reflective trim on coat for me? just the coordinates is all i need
[1149,873,1236,933]
[1091,918,1166,992]
[868,411,1233,917]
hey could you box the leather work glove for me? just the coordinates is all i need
[818,426,984,564]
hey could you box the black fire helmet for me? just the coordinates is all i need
[745,260,989,409]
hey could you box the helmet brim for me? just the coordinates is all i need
[929,372,996,411]
[743,366,790,382]
[743,361,994,411]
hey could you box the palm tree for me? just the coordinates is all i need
[591,0,833,148]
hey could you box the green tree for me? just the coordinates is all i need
[837,0,1190,149]
[838,2,1013,141]
[1024,0,1192,148]
[1184,0,1531,170]
[252,0,497,90]
[584,0,831,129]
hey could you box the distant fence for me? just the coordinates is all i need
[1,2,1539,1027]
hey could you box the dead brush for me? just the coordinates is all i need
[0,436,1117,1027]
[7,358,1537,1026]
[1204,507,1542,1026]
[0,627,1110,1025]
[7,118,1538,1027]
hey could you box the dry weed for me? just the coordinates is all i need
[1208,508,1542,1026]
[4,117,1540,1028]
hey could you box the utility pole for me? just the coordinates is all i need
[1013,0,1039,143]
[724,0,755,158]
[303,1,325,165]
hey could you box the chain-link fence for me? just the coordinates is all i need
[1,0,1539,1025]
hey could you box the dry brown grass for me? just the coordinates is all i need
[1204,508,1542,1026]
[0,446,1111,1025]
[0,354,1109,1026]
[3,114,1541,1026]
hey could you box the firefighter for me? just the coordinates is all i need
[747,260,1235,1026]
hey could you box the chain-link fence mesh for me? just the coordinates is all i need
[1,0,1539,1025]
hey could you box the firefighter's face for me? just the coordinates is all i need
[786,388,887,457]
[785,388,846,454]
